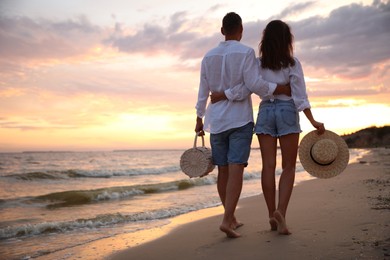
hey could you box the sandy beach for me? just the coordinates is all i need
[37,148,389,260]
[108,148,389,260]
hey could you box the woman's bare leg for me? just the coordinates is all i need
[275,133,299,235]
[258,134,278,230]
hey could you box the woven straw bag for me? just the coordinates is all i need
[180,133,215,178]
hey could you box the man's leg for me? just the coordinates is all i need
[218,122,253,238]
[217,165,228,206]
[219,163,244,238]
[217,165,243,230]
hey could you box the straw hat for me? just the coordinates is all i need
[298,130,349,179]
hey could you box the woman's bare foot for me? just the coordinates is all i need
[273,210,291,235]
[220,224,241,238]
[269,217,278,231]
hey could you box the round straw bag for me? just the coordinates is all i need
[180,133,215,178]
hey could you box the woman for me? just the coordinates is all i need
[212,20,325,234]
[255,20,325,234]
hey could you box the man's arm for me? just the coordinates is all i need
[210,83,290,104]
[242,49,292,98]
[195,60,209,134]
[213,50,291,103]
[195,116,205,136]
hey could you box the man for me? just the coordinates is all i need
[195,12,290,238]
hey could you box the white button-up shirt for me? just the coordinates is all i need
[195,40,277,134]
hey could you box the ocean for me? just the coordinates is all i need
[0,148,367,259]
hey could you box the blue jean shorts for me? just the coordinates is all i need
[210,122,254,166]
[254,99,301,137]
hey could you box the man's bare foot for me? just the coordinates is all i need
[273,210,291,235]
[220,224,241,238]
[232,219,244,230]
[269,217,278,231]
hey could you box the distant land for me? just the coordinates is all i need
[342,126,390,148]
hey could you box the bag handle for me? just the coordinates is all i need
[193,132,205,148]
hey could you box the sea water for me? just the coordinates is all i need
[0,148,367,259]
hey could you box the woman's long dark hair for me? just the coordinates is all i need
[259,20,295,70]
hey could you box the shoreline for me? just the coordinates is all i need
[37,148,390,259]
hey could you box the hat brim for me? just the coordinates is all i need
[298,130,349,179]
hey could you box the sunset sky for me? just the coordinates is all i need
[1,0,389,152]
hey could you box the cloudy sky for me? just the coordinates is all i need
[0,0,389,152]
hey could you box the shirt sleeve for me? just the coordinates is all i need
[290,58,311,112]
[225,50,277,101]
[242,49,277,97]
[224,83,252,101]
[195,59,210,118]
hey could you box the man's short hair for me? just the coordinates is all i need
[222,12,242,35]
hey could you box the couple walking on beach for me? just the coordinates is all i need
[195,12,325,238]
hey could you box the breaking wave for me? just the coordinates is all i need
[0,201,220,240]
[0,176,215,209]
[3,165,181,180]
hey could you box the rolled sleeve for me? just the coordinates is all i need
[224,88,235,101]
[224,83,252,101]
[265,82,277,97]
[290,58,311,111]
[295,99,311,112]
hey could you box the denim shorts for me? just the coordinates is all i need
[210,122,254,166]
[254,99,301,137]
